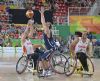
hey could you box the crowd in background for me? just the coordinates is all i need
[0,21,43,47]
[0,22,99,47]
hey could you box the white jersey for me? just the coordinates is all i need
[23,39,34,54]
[75,37,90,53]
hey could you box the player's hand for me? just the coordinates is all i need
[39,6,45,13]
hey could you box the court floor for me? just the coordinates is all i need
[0,57,100,81]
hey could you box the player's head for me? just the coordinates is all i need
[25,36,29,40]
[82,31,88,39]
[46,22,52,29]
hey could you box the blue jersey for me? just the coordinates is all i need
[43,32,56,50]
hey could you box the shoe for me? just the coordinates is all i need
[39,69,52,77]
[32,69,37,75]
[47,70,52,76]
[81,71,93,75]
[28,68,37,73]
[32,69,37,73]
[39,70,46,77]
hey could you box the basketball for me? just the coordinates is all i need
[26,10,34,18]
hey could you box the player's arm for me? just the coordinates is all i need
[87,45,90,57]
[40,7,50,35]
[86,40,91,57]
[21,26,29,45]
[69,38,79,57]
[27,19,34,38]
[21,33,27,56]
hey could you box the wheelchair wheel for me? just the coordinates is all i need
[64,57,77,76]
[16,56,28,74]
[50,53,68,74]
[80,56,94,77]
[86,56,94,74]
[36,60,41,77]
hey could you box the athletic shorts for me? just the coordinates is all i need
[38,50,51,61]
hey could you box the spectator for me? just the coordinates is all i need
[0,34,4,47]
[6,38,12,47]
[37,30,43,39]
[4,35,12,47]
[0,22,2,32]
[87,32,93,41]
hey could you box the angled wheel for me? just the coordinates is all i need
[64,57,77,76]
[16,56,28,74]
[50,53,67,74]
